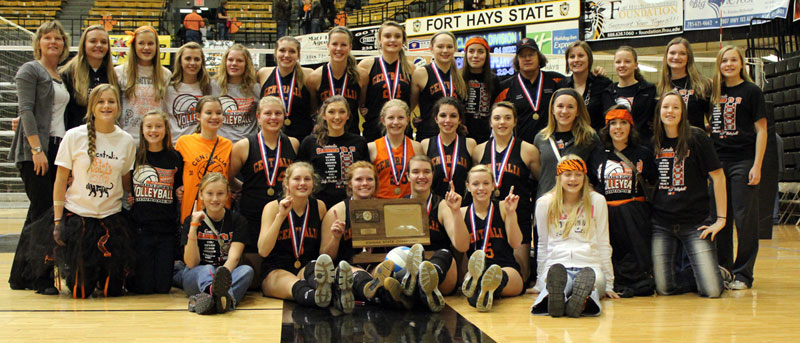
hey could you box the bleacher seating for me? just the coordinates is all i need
[0,0,62,31]
[765,55,800,181]
[83,0,165,34]
[225,1,276,40]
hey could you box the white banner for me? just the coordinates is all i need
[296,32,330,65]
[684,0,790,30]
[405,0,580,37]
[584,0,683,41]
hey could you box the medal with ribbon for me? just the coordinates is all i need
[327,63,348,97]
[517,71,543,120]
[275,69,296,125]
[490,136,515,198]
[436,135,459,182]
[469,203,494,252]
[432,61,454,97]
[288,201,310,269]
[379,56,401,99]
[257,132,282,196]
[384,135,408,194]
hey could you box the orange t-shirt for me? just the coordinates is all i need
[373,136,415,199]
[175,133,233,222]
[184,12,204,31]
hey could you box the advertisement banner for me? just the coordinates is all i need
[404,0,580,37]
[352,25,380,51]
[684,0,790,30]
[110,34,171,66]
[583,0,683,41]
[526,20,579,73]
[794,0,800,22]
[296,32,330,65]
[455,29,525,78]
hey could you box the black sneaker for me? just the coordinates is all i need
[364,260,394,300]
[418,261,445,312]
[565,267,595,318]
[476,264,502,312]
[334,260,355,314]
[211,266,233,313]
[193,293,216,315]
[546,264,568,317]
[400,244,424,296]
[314,254,335,308]
[462,250,485,298]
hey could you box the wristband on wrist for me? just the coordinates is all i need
[718,216,726,219]
[190,222,202,226]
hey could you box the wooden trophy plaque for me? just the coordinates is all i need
[349,198,429,263]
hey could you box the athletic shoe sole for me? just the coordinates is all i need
[462,250,485,298]
[545,264,567,317]
[383,276,414,310]
[314,254,335,308]
[193,293,216,315]
[211,266,232,313]
[335,260,355,314]
[401,244,424,296]
[418,261,445,312]
[476,264,502,312]
[364,260,394,300]
[566,267,596,318]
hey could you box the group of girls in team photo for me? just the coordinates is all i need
[9,19,767,318]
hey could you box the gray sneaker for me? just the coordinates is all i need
[729,280,750,290]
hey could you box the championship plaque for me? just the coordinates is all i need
[349,198,430,248]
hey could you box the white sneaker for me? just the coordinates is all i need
[729,280,749,290]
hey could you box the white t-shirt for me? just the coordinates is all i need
[49,80,69,138]
[55,125,136,218]
[211,80,260,143]
[164,82,204,144]
[115,64,172,143]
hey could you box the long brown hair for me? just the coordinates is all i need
[59,25,119,106]
[430,31,466,99]
[540,88,595,147]
[169,42,211,95]
[122,26,168,102]
[431,96,466,136]
[274,37,305,92]
[135,110,175,169]
[711,45,753,107]
[376,21,413,81]
[657,37,710,100]
[652,90,692,162]
[84,84,121,170]
[193,95,223,134]
[313,96,350,146]
[327,27,360,83]
[215,44,257,97]
[460,37,496,98]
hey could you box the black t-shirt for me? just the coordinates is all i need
[417,64,457,141]
[131,149,184,232]
[464,200,519,271]
[181,210,248,267]
[709,81,766,162]
[318,64,362,134]
[479,137,533,239]
[613,84,637,109]
[609,81,657,142]
[495,71,565,143]
[553,131,574,153]
[61,64,112,130]
[558,74,615,130]
[464,71,499,144]
[297,132,369,208]
[671,76,711,130]
[652,128,721,225]
[593,144,656,202]
[426,134,472,198]
[263,199,322,269]
[260,69,314,140]
[364,57,411,142]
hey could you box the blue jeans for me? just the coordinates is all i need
[186,30,202,44]
[713,159,759,287]
[177,265,254,303]
[276,20,288,38]
[531,267,603,316]
[217,23,230,40]
[652,223,723,298]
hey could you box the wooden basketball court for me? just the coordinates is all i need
[1,208,799,342]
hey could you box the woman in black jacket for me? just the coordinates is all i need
[607,46,657,145]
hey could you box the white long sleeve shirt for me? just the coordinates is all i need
[534,192,614,293]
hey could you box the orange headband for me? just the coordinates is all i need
[556,159,587,176]
[125,26,158,46]
[605,109,634,125]
[465,37,490,53]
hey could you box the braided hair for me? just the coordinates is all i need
[83,84,120,170]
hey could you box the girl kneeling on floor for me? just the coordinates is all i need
[181,172,254,314]
[532,155,618,317]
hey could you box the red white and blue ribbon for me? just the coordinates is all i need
[432,61,454,97]
[517,71,543,113]
[379,56,401,99]
[326,63,348,97]
[288,201,310,259]
[436,135,459,182]
[384,135,408,186]
[275,69,296,115]
[490,136,515,191]
[257,132,281,188]
[469,202,494,252]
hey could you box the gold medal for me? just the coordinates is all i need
[394,187,402,195]
[493,189,500,198]
[294,260,301,269]
[533,113,539,120]
[284,118,292,126]
[267,187,275,196]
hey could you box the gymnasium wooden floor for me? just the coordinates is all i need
[1,207,799,342]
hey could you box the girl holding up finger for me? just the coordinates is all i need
[460,165,524,312]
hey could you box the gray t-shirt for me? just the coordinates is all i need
[211,80,260,143]
[116,64,172,143]
[533,130,602,199]
[164,82,204,144]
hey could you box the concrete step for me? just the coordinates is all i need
[0,177,24,193]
